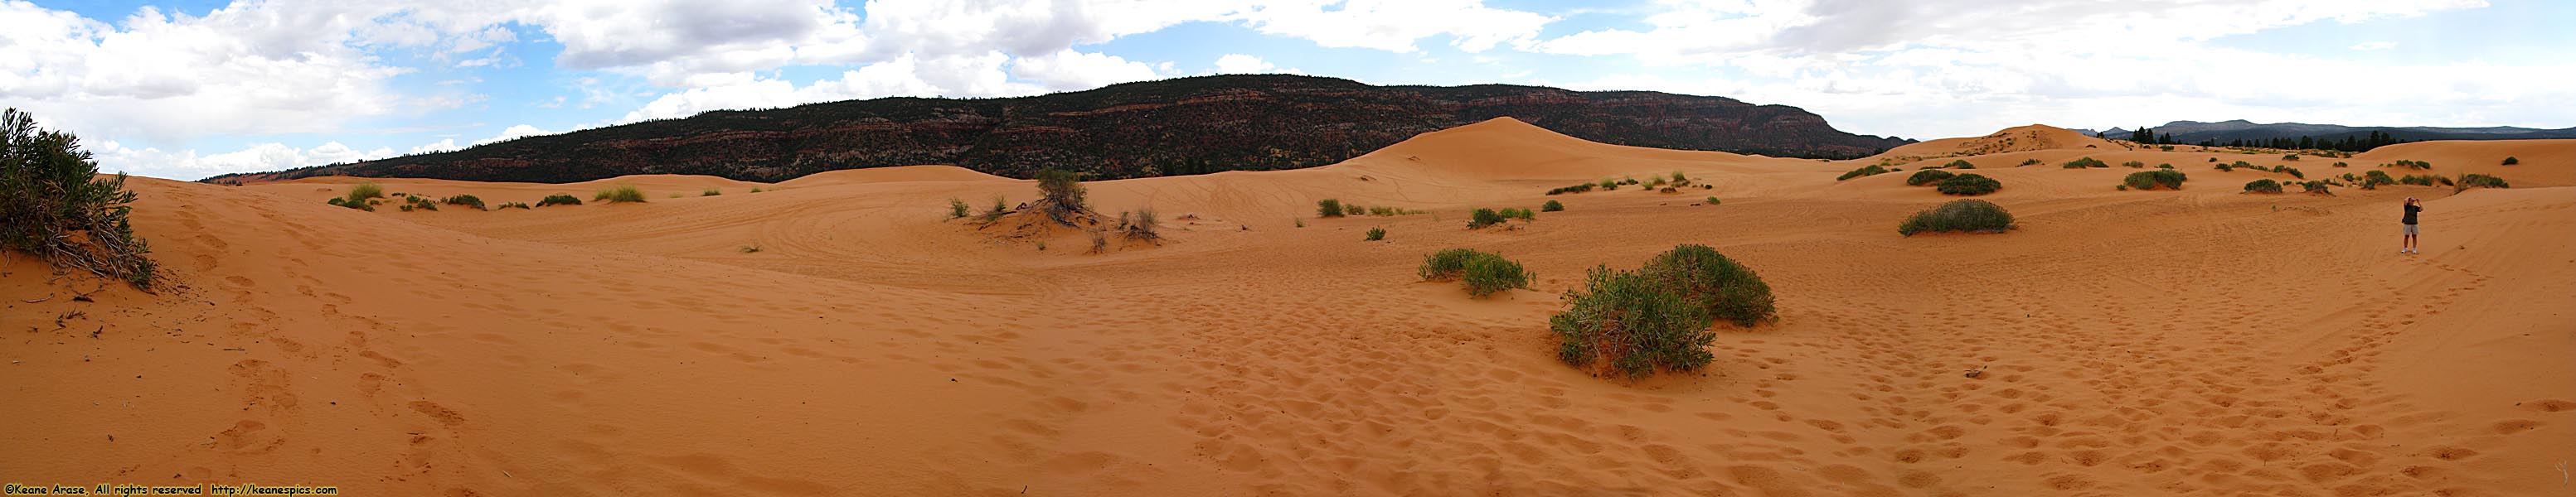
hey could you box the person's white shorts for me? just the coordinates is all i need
[2403,224,2418,235]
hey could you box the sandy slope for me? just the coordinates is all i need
[5,118,2572,496]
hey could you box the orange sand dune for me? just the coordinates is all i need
[1878,124,2123,158]
[6,121,2572,496]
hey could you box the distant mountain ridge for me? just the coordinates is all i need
[2089,119,2576,144]
[205,75,1912,184]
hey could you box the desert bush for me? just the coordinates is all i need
[948,198,970,219]
[325,196,371,210]
[1317,199,1345,218]
[2360,170,2396,189]
[440,194,487,210]
[1550,265,1714,378]
[2243,179,2283,194]
[1546,183,1595,195]
[2019,158,2044,166]
[1468,208,1506,229]
[1034,167,1086,213]
[2278,166,2304,179]
[345,182,386,202]
[2160,145,2175,152]
[0,109,157,288]
[2064,157,2107,169]
[536,194,582,207]
[982,195,1009,221]
[2300,181,2332,195]
[1837,165,1892,181]
[1419,248,1531,297]
[1705,196,1720,205]
[1597,178,1617,190]
[2123,170,2187,191]
[1123,207,1160,239]
[2389,160,2433,170]
[2457,173,2511,190]
[498,202,531,210]
[1904,169,1956,186]
[1944,159,1975,169]
[1366,226,1385,241]
[1898,199,2016,236]
[2156,163,2174,169]
[2397,175,2435,186]
[2283,154,2301,161]
[1542,200,1565,212]
[2332,162,2348,167]
[1344,203,1365,216]
[594,186,646,203]
[1639,244,1776,327]
[1670,171,1689,183]
[2501,156,2519,166]
[701,188,720,196]
[1934,173,2001,195]
[2121,161,2145,168]
[1498,207,1535,220]
[750,187,764,193]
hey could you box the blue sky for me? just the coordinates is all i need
[7,0,2570,180]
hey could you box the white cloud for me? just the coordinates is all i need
[475,124,556,145]
[2350,41,2397,51]
[95,140,395,180]
[1010,49,1161,90]
[1231,0,1552,53]
[1214,54,1274,74]
[410,138,462,154]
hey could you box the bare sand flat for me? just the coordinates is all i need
[5,118,2571,495]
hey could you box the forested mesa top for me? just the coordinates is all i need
[203,75,1910,184]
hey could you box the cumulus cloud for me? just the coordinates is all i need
[94,140,395,180]
[1214,54,1275,74]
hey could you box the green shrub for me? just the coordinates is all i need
[1419,248,1531,297]
[2160,145,2175,152]
[1597,178,1617,190]
[701,188,720,196]
[1541,200,1565,212]
[325,196,371,210]
[1670,171,1688,183]
[1944,159,1975,169]
[2457,173,2510,189]
[2243,179,2283,194]
[982,195,1010,221]
[1639,244,1775,327]
[2360,170,2396,189]
[2156,163,2174,169]
[498,202,531,210]
[2121,161,2145,168]
[1495,207,1535,220]
[948,198,970,219]
[1550,265,1714,378]
[1345,203,1364,216]
[749,187,764,193]
[2019,158,2043,166]
[1546,183,1595,195]
[1836,165,1892,181]
[1317,199,1345,218]
[1468,208,1506,229]
[2283,154,2301,161]
[1934,173,2001,195]
[2064,157,2107,169]
[2389,160,2432,170]
[2300,181,2332,195]
[1898,199,2016,236]
[2278,166,2304,179]
[1904,169,1956,186]
[1034,167,1085,213]
[2501,156,2519,166]
[347,182,386,201]
[1366,226,1385,241]
[0,110,158,288]
[440,194,487,210]
[2123,170,2186,191]
[2332,162,2348,167]
[2397,174,2436,186]
[594,186,646,203]
[536,194,583,207]
[1705,195,1720,205]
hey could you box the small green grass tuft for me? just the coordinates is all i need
[2501,156,2519,166]
[1317,199,1345,218]
[2019,158,2043,166]
[948,198,970,219]
[1366,226,1385,241]
[1705,195,1720,205]
[702,188,721,196]
[536,194,583,207]
[440,194,487,210]
[1541,200,1565,212]
[498,202,530,210]
[1934,173,2001,195]
[594,186,647,203]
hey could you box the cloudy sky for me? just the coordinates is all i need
[7,0,2570,180]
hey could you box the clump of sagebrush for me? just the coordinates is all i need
[2122,161,2145,169]
[2332,162,2349,167]
[1317,199,1345,218]
[1935,173,2001,195]
[1365,226,1385,241]
[2501,156,2518,166]
[441,194,486,210]
[2300,181,2333,195]
[981,195,1009,222]
[1501,207,1535,220]
[594,186,646,203]
[1343,203,1364,216]
[1899,199,2016,236]
[1705,195,1720,205]
[1121,207,1160,239]
[2278,166,2304,179]
[1468,208,1507,229]
[1365,205,1424,216]
[2019,158,2044,166]
[2283,154,2301,161]
[2243,179,2283,194]
[1031,167,1089,223]
[2397,174,2437,186]
[1419,248,1531,297]
[2359,170,2396,190]
[325,196,372,210]
[2389,159,2433,170]
[0,109,158,289]
[1836,165,1892,181]
[2123,170,2187,191]
[2457,173,2510,190]
[1541,200,1565,212]
[1550,264,1713,378]
[1639,244,1776,327]
[948,198,970,219]
[1546,183,1595,195]
[749,187,764,193]
[2156,163,2174,169]
[498,202,531,210]
[395,195,439,212]
[347,182,386,202]
[701,188,720,196]
[2064,157,2107,169]
[1596,178,1617,190]
[1944,159,1975,169]
[1904,169,1955,186]
[536,194,582,207]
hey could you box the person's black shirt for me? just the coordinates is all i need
[2403,205,2420,225]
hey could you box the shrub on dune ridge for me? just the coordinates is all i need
[1640,244,1776,327]
[498,202,531,210]
[594,186,646,203]
[2457,173,2510,190]
[1317,199,1345,218]
[1934,174,2001,195]
[1419,248,1531,297]
[2019,158,2044,166]
[536,194,582,207]
[948,198,970,219]
[1945,159,1975,169]
[440,194,486,210]
[1899,199,2015,236]
[702,188,721,196]
[2064,157,2107,169]
[1,109,157,288]
[1904,169,1955,186]
[1345,203,1365,216]
[2501,156,2518,166]
[1541,200,1565,212]
[1837,165,1892,181]
[2243,179,2283,194]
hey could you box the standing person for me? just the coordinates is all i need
[2401,197,2423,253]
